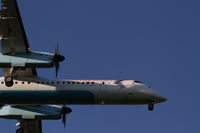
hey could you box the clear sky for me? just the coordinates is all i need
[0,0,200,133]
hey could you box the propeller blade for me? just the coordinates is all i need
[55,62,59,78]
[56,43,59,55]
[53,43,65,77]
[61,106,72,128]
[62,113,66,128]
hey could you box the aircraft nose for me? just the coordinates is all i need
[143,87,167,103]
[150,89,167,103]
[155,94,167,103]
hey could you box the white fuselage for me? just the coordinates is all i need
[0,77,167,105]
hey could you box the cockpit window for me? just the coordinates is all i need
[134,81,142,83]
[115,80,124,84]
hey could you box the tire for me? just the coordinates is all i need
[5,76,14,87]
[148,104,154,111]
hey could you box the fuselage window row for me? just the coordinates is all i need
[1,81,105,85]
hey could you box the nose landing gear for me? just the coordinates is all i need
[148,103,154,111]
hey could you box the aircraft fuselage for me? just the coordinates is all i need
[0,77,167,105]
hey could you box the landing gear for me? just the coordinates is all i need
[5,76,13,87]
[148,103,154,111]
[16,128,24,133]
[4,67,23,87]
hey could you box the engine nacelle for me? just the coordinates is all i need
[0,51,55,68]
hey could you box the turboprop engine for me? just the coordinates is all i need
[0,46,65,87]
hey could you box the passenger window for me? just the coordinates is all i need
[62,81,65,84]
[87,82,89,84]
[41,82,44,84]
[102,82,105,84]
[77,82,79,84]
[1,82,3,84]
[36,81,40,84]
[92,82,94,84]
[15,82,18,84]
[82,82,85,84]
[28,81,31,84]
[67,82,70,84]
[51,82,54,84]
[46,82,49,84]
[22,82,25,84]
[72,82,75,84]
[57,81,60,84]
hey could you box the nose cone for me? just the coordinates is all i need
[148,88,167,103]
[155,94,167,103]
[140,87,167,103]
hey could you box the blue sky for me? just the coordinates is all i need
[1,0,200,132]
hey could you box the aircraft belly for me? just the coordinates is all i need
[52,90,95,104]
[0,90,95,104]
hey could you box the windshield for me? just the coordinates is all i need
[134,80,143,83]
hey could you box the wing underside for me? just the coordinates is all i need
[0,105,63,133]
[0,0,29,54]
[0,0,37,77]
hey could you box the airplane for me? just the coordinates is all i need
[0,0,167,133]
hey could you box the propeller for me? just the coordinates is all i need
[61,105,72,128]
[53,44,65,77]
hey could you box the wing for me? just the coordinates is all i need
[0,0,30,54]
[18,119,42,133]
[0,105,63,133]
[0,0,37,77]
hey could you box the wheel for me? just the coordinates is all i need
[148,104,154,111]
[16,128,24,133]
[5,76,14,87]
